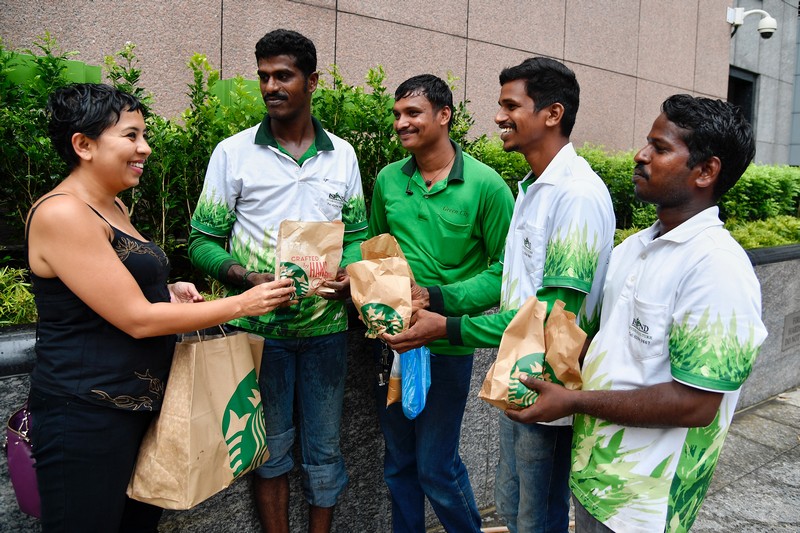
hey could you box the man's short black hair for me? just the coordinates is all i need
[255,29,317,78]
[499,57,580,137]
[661,94,755,200]
[395,74,454,130]
[47,83,146,171]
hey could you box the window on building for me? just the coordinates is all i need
[728,67,756,126]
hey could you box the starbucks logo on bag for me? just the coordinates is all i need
[361,303,405,336]
[222,370,269,477]
[508,352,545,408]
[279,262,310,298]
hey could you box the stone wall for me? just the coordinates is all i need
[0,0,732,152]
[739,245,800,408]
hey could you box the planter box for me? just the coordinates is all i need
[739,244,800,408]
[0,324,35,377]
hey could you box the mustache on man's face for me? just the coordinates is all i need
[263,92,288,103]
[634,163,650,180]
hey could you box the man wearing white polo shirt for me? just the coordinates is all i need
[188,29,367,533]
[508,94,768,533]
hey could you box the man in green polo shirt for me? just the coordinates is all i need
[368,74,514,532]
[188,29,367,533]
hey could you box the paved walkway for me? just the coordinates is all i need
[460,388,800,533]
[4,385,799,531]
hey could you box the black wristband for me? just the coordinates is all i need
[241,270,254,288]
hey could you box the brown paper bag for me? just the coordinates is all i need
[276,220,344,298]
[360,233,414,281]
[386,352,402,406]
[127,331,269,510]
[479,297,586,411]
[479,297,547,411]
[346,256,412,338]
[543,301,585,391]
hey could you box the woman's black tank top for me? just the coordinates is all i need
[27,194,175,411]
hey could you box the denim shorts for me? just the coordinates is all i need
[253,332,349,508]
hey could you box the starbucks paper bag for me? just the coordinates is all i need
[543,300,586,391]
[360,233,414,281]
[127,331,269,510]
[347,256,412,338]
[276,220,344,298]
[479,297,547,411]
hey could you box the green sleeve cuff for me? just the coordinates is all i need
[427,286,445,314]
[672,368,742,392]
[190,219,231,239]
[344,220,368,233]
[446,316,464,346]
[542,275,592,294]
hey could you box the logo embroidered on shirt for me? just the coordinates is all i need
[442,206,468,217]
[631,317,649,333]
[629,316,653,345]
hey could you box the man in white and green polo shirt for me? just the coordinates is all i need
[508,94,768,533]
[188,30,366,533]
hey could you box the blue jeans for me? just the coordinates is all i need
[495,414,573,533]
[377,349,481,533]
[573,496,614,533]
[253,332,348,508]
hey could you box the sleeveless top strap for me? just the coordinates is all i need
[25,193,68,241]
[25,193,126,268]
[25,193,125,241]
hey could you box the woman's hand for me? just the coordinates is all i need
[239,278,297,316]
[168,282,205,303]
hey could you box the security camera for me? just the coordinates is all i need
[727,7,778,39]
[757,15,777,39]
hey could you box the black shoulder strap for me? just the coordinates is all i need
[24,193,68,241]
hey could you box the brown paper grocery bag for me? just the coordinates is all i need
[479,297,547,411]
[360,233,414,281]
[543,301,586,390]
[127,331,269,510]
[347,256,413,338]
[276,220,344,298]
[480,298,586,411]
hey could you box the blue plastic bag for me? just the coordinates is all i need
[400,346,431,419]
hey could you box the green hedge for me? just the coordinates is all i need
[2,34,799,261]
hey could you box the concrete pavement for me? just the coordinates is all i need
[455,388,800,533]
[3,382,799,531]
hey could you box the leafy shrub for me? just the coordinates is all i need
[577,145,660,230]
[721,165,800,222]
[0,266,37,325]
[0,34,69,235]
[464,136,529,191]
[614,226,644,246]
[725,215,800,249]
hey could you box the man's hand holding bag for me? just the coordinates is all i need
[479,297,586,411]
